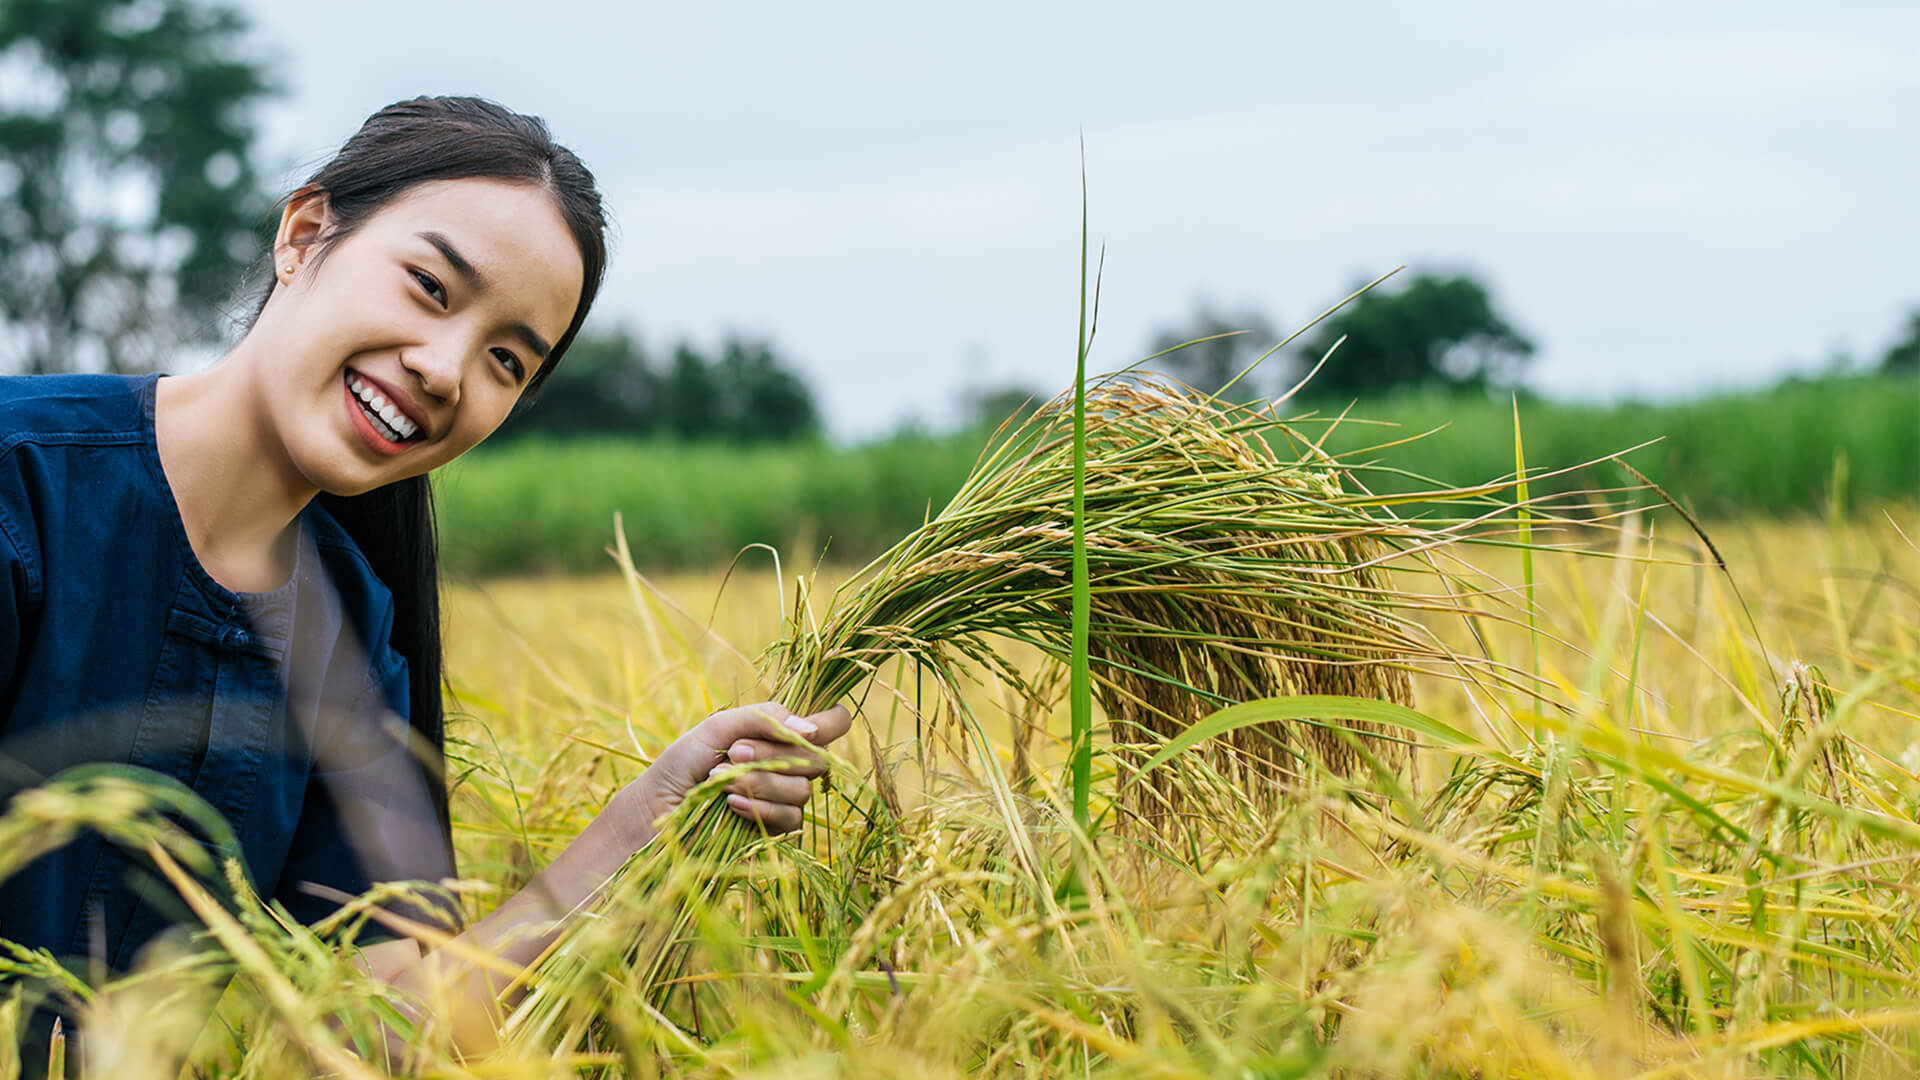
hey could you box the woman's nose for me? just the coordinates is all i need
[400,341,462,406]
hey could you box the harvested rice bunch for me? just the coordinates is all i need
[511,374,1475,1046]
[765,374,1423,790]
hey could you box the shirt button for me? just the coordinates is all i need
[222,626,250,649]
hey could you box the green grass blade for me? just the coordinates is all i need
[1070,139,1093,834]
[1130,694,1508,780]
[1513,393,1541,718]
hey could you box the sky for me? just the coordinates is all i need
[247,1,1920,439]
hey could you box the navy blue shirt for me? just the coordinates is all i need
[0,373,454,973]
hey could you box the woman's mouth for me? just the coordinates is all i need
[343,371,423,452]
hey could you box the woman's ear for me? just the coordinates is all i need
[273,186,332,281]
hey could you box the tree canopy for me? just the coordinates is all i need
[1295,273,1534,396]
[1883,311,1919,372]
[496,329,820,444]
[0,0,277,374]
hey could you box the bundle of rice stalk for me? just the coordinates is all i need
[764,374,1426,788]
[506,373,1518,1051]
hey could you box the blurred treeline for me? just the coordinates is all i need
[0,0,824,442]
[496,329,819,444]
[5,0,1917,577]
[436,369,1919,577]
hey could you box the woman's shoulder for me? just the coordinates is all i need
[0,373,152,456]
[0,375,155,569]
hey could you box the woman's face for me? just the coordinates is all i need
[257,178,583,495]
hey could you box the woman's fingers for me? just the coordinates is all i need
[700,701,811,753]
[703,702,852,750]
[725,738,826,777]
[709,767,812,807]
[802,704,853,747]
[724,793,803,833]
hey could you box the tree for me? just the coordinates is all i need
[1146,303,1279,399]
[0,0,276,374]
[1884,311,1920,372]
[711,337,817,441]
[492,328,818,444]
[1296,273,1534,396]
[656,344,721,441]
[498,328,657,439]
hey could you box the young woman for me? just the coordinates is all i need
[0,95,847,1058]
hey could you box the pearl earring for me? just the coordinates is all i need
[283,265,295,276]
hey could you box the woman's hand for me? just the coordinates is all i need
[358,700,854,1059]
[621,701,852,840]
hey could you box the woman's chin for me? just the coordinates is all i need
[291,449,394,499]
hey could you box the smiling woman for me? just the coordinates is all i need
[241,177,582,484]
[0,95,849,1069]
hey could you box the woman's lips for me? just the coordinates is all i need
[347,368,430,436]
[342,377,415,457]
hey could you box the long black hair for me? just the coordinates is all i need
[244,96,608,848]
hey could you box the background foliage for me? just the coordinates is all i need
[434,369,1919,577]
[0,0,275,373]
[495,329,819,444]
[1,0,1914,576]
[1292,272,1537,394]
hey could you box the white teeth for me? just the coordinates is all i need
[345,373,420,442]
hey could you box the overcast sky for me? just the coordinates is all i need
[248,1,1920,439]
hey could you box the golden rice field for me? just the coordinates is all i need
[4,375,1915,1080]
[419,503,1920,1078]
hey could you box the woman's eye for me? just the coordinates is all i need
[491,347,525,380]
[410,269,447,307]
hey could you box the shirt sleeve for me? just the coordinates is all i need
[272,650,461,941]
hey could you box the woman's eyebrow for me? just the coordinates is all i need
[417,230,487,292]
[512,324,553,361]
[416,230,553,360]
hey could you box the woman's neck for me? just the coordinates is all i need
[154,358,317,593]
